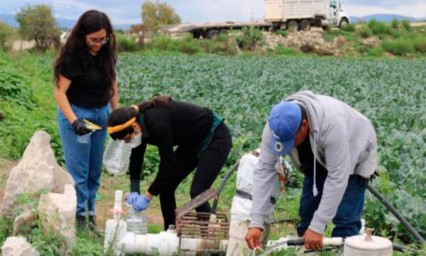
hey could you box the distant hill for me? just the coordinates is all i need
[0,14,131,31]
[351,14,419,23]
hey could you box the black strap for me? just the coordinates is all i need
[236,189,276,204]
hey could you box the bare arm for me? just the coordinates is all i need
[109,80,119,110]
[54,75,76,124]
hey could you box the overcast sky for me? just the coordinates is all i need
[1,0,425,25]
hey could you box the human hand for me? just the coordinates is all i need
[72,119,92,135]
[126,192,139,205]
[303,228,323,250]
[133,194,151,211]
[245,227,263,250]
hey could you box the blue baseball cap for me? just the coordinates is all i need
[268,101,302,155]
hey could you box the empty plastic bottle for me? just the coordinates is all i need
[103,139,132,175]
[125,207,148,235]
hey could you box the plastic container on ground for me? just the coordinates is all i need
[104,190,127,252]
[103,138,132,175]
[125,207,148,235]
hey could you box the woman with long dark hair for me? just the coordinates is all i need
[53,10,119,234]
[107,96,232,230]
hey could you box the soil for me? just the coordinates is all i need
[0,158,163,230]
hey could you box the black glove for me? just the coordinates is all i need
[72,119,92,135]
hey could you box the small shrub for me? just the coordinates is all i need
[177,37,200,54]
[367,19,393,36]
[391,18,399,29]
[341,23,356,32]
[275,29,289,37]
[413,36,426,53]
[358,26,373,38]
[149,35,176,51]
[235,26,264,50]
[116,33,138,52]
[401,19,411,31]
[368,46,385,57]
[274,45,299,56]
[0,21,13,51]
[382,39,414,55]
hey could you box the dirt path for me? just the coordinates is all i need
[0,158,163,230]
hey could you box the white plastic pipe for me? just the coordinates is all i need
[117,230,180,255]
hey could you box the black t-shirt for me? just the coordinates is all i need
[297,134,327,175]
[61,54,112,107]
[129,100,214,195]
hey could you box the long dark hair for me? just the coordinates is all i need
[53,10,117,89]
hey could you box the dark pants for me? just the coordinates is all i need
[297,169,367,238]
[158,123,232,230]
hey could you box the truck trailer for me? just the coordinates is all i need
[165,0,351,38]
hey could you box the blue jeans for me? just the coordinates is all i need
[297,170,366,238]
[58,104,109,216]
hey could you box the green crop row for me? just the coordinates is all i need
[117,54,426,243]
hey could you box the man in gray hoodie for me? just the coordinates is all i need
[245,91,377,251]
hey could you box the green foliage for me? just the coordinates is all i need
[0,217,13,246]
[117,54,426,242]
[367,46,385,57]
[116,33,138,52]
[358,26,373,38]
[15,4,61,52]
[148,35,176,51]
[275,29,289,37]
[413,35,426,53]
[0,69,36,109]
[176,36,200,54]
[341,23,356,32]
[273,45,300,56]
[382,38,414,55]
[401,19,411,31]
[391,18,400,29]
[235,26,264,50]
[0,21,13,51]
[367,19,396,37]
[142,0,181,32]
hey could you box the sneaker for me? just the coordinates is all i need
[76,215,87,230]
[88,215,103,237]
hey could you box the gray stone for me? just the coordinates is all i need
[1,236,39,256]
[1,130,74,219]
[38,184,77,252]
[13,209,37,236]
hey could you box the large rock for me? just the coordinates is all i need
[1,130,74,219]
[38,184,76,252]
[1,236,39,256]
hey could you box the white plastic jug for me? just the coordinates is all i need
[103,139,132,175]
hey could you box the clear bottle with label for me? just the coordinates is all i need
[124,207,148,234]
[103,138,132,175]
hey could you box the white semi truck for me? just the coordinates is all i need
[264,0,351,31]
[166,0,351,38]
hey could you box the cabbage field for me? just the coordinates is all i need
[117,54,426,243]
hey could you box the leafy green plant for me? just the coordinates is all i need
[391,18,400,29]
[341,23,356,32]
[382,38,414,55]
[401,20,411,31]
[358,26,373,38]
[235,26,264,50]
[116,33,138,52]
[0,21,13,51]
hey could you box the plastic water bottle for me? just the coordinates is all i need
[103,139,132,175]
[125,208,148,234]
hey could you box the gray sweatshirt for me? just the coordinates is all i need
[249,90,377,234]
